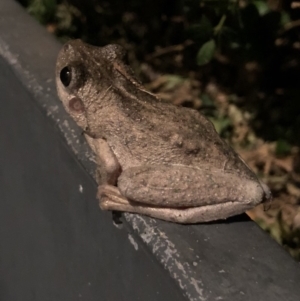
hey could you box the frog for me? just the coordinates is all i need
[55,39,271,224]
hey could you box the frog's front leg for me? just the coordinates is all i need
[85,136,141,219]
[102,164,270,223]
[85,135,121,185]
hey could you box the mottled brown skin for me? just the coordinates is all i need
[56,39,271,223]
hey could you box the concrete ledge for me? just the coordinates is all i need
[0,1,299,300]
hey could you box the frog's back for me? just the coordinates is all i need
[106,98,256,181]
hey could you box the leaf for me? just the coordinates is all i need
[281,11,291,27]
[188,16,213,42]
[214,15,226,35]
[199,15,213,32]
[164,75,184,90]
[200,93,215,108]
[209,117,231,135]
[253,1,270,16]
[196,39,216,66]
[28,0,56,24]
[275,139,291,156]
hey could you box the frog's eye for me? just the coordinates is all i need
[68,97,84,113]
[60,66,72,87]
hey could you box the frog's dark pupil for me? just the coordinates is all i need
[60,66,72,87]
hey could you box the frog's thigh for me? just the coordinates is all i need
[118,165,264,208]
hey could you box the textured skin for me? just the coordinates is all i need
[56,39,271,223]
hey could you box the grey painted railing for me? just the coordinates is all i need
[0,1,299,300]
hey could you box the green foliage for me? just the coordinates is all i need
[19,0,300,154]
[197,39,216,66]
[253,0,270,16]
[163,75,185,90]
[27,0,57,24]
[275,139,292,157]
[257,211,300,261]
[210,116,231,136]
[21,0,297,73]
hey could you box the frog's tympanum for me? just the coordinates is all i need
[56,40,271,224]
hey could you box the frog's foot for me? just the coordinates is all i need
[98,184,131,207]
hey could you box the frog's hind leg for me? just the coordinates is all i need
[99,188,248,224]
[98,184,249,224]
[117,165,266,208]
